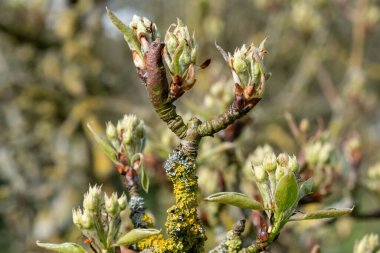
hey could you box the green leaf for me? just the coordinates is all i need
[275,172,298,213]
[36,241,87,253]
[114,228,161,246]
[87,123,117,163]
[205,192,263,210]
[106,7,142,59]
[288,207,353,221]
[298,178,313,201]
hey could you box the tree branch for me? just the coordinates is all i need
[197,84,261,137]
[141,41,188,139]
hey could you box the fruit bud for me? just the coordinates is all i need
[277,153,289,167]
[118,193,128,211]
[106,121,117,141]
[263,153,277,173]
[72,208,83,228]
[81,210,93,229]
[254,165,267,182]
[105,192,120,215]
[288,155,300,174]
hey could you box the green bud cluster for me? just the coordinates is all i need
[128,15,160,69]
[72,185,128,251]
[252,153,309,221]
[106,114,146,164]
[226,39,270,100]
[353,233,380,253]
[163,19,197,88]
[129,15,161,54]
[106,9,160,69]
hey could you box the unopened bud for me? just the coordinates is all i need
[118,193,127,211]
[305,141,322,166]
[84,185,102,211]
[277,153,289,167]
[254,165,267,182]
[117,115,146,155]
[275,165,286,181]
[164,19,197,82]
[83,192,96,211]
[263,153,277,172]
[72,208,83,228]
[354,234,380,253]
[288,155,299,174]
[105,192,119,215]
[319,143,332,164]
[81,210,93,229]
[106,122,117,141]
[130,15,160,53]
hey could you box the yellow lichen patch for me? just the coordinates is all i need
[141,213,154,227]
[136,234,165,251]
[162,150,206,252]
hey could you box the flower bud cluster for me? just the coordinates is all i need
[106,114,146,165]
[252,152,308,220]
[305,140,333,167]
[243,144,274,181]
[225,39,270,100]
[163,19,197,92]
[72,185,128,250]
[128,16,160,69]
[129,15,161,54]
[107,9,160,70]
[353,233,380,253]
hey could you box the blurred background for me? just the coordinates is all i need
[0,0,380,252]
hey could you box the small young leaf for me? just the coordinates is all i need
[36,241,87,253]
[114,228,161,246]
[140,165,149,193]
[106,7,142,59]
[288,207,353,221]
[87,123,117,163]
[215,42,229,62]
[275,172,298,212]
[298,178,313,201]
[259,37,268,51]
[172,41,185,76]
[205,192,263,210]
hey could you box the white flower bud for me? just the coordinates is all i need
[288,155,299,174]
[81,210,93,229]
[106,122,117,141]
[305,141,322,166]
[118,193,127,211]
[254,165,267,182]
[319,143,332,164]
[354,234,380,253]
[263,153,277,173]
[105,192,119,215]
[72,208,83,228]
[277,153,289,167]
